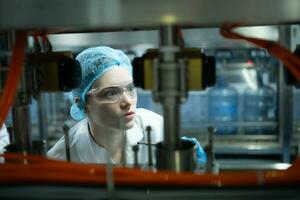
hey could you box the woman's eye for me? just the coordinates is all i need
[127,85,135,92]
[128,87,133,92]
[104,89,118,97]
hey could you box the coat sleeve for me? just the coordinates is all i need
[47,136,67,160]
[0,124,9,154]
[136,108,164,143]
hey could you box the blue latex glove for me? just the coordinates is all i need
[181,136,207,164]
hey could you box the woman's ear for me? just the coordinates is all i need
[75,96,89,113]
[84,106,89,114]
[74,97,80,105]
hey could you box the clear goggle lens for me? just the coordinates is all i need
[88,83,137,103]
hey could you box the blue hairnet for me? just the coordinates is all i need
[70,46,133,120]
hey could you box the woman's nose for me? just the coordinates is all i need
[120,93,132,109]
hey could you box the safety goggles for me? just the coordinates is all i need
[87,83,137,103]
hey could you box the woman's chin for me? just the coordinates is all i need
[124,121,135,130]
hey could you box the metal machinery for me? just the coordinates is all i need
[0,0,300,199]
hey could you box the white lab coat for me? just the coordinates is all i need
[0,124,9,153]
[47,108,163,165]
[0,124,10,162]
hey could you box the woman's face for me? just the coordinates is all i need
[86,67,137,130]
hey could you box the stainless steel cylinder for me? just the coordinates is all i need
[12,105,31,153]
[160,26,179,47]
[156,139,195,172]
[156,25,186,150]
[163,104,181,148]
[154,25,190,171]
[11,63,32,154]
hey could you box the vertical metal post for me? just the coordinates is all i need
[206,126,215,173]
[12,105,31,153]
[155,26,195,172]
[278,25,293,163]
[63,124,71,162]
[132,145,139,167]
[146,126,153,167]
[12,66,32,154]
[37,94,48,141]
[159,25,181,150]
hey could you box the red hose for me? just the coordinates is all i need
[0,32,27,127]
[220,23,300,83]
[0,153,300,186]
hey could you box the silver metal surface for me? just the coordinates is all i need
[47,26,279,52]
[156,140,195,172]
[215,146,283,155]
[219,160,292,171]
[162,104,181,148]
[1,0,300,30]
[154,26,191,171]
[1,184,300,200]
[156,26,183,149]
[206,126,216,173]
[132,145,139,167]
[190,134,283,155]
[278,25,294,163]
[62,124,71,162]
[37,94,48,142]
[11,64,33,153]
[12,105,31,152]
[159,26,179,46]
[146,126,153,167]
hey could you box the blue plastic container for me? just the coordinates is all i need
[243,77,276,134]
[207,76,238,135]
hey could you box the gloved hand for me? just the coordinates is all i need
[181,136,207,164]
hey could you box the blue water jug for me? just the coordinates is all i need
[243,74,276,134]
[181,92,206,131]
[207,75,238,135]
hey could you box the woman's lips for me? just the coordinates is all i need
[124,112,135,121]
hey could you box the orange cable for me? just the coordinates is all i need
[220,23,300,83]
[0,153,299,186]
[0,32,27,127]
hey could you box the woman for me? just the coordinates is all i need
[48,46,206,166]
